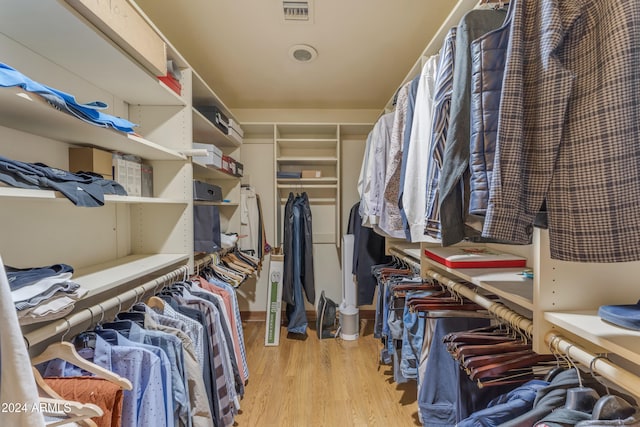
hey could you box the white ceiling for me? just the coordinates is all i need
[135,0,457,110]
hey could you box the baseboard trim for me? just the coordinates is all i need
[240,309,375,322]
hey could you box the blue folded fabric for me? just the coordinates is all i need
[0,62,137,133]
[598,301,640,331]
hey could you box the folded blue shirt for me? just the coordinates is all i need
[0,62,137,133]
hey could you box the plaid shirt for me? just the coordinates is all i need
[484,0,640,262]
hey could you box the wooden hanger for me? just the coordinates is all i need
[33,368,102,427]
[31,341,132,391]
[146,295,166,311]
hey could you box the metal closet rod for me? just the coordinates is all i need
[388,247,533,336]
[24,264,190,349]
[546,332,640,400]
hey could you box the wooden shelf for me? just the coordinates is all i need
[277,184,337,189]
[74,253,189,295]
[194,201,238,207]
[0,1,185,106]
[0,186,187,205]
[422,257,534,311]
[192,108,241,148]
[276,157,338,164]
[276,177,338,183]
[0,88,185,161]
[193,161,239,180]
[545,310,640,367]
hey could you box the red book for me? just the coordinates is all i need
[424,246,527,268]
[158,74,182,95]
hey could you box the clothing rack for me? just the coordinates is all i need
[388,247,533,336]
[388,247,640,400]
[24,263,190,356]
[546,332,640,400]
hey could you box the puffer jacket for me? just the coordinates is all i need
[468,3,513,216]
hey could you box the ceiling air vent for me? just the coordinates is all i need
[283,1,310,21]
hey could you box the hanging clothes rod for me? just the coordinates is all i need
[388,247,533,336]
[546,332,640,400]
[24,264,189,353]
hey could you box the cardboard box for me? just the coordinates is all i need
[69,147,113,179]
[301,170,322,178]
[265,254,284,346]
[64,0,167,76]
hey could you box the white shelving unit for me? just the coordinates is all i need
[273,124,341,247]
[190,71,242,234]
[0,0,243,352]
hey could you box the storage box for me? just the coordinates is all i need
[424,246,527,269]
[157,74,181,96]
[211,145,223,169]
[222,155,235,175]
[227,119,244,137]
[195,105,229,134]
[228,127,243,145]
[301,170,322,178]
[68,147,113,179]
[193,180,222,202]
[192,142,214,165]
[234,161,244,177]
[64,0,167,76]
[112,153,141,197]
[141,163,153,197]
[265,254,284,346]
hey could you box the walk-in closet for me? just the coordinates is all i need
[2,0,640,426]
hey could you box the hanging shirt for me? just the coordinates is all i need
[44,377,124,427]
[40,334,166,427]
[402,55,439,242]
[378,81,413,239]
[425,27,457,239]
[102,322,189,427]
[360,113,394,227]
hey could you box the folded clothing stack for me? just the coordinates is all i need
[277,171,302,179]
[0,62,138,133]
[0,155,127,206]
[7,263,87,325]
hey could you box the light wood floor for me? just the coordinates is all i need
[233,320,420,427]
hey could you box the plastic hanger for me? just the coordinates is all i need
[563,345,600,412]
[31,321,132,391]
[588,355,636,420]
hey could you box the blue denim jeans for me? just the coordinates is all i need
[400,290,435,379]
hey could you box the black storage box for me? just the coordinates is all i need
[195,105,229,134]
[234,161,244,177]
[193,180,222,202]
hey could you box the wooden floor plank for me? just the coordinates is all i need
[234,319,420,426]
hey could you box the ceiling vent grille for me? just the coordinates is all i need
[283,1,310,21]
